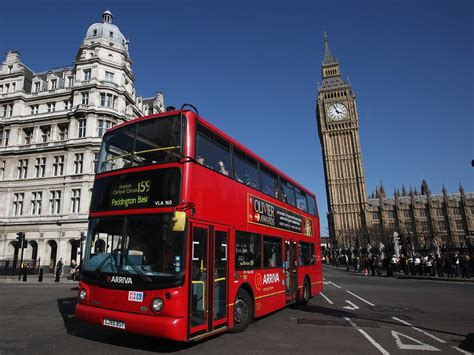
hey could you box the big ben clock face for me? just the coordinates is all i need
[327,103,348,121]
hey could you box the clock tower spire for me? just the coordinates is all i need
[316,32,369,248]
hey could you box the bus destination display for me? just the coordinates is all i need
[248,194,313,237]
[90,168,181,212]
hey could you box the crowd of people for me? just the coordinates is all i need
[323,252,472,278]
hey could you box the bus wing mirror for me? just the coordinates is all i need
[172,211,186,232]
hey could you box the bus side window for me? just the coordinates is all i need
[196,124,232,176]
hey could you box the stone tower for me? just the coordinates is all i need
[316,32,368,247]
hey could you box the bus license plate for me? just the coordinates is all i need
[103,318,126,329]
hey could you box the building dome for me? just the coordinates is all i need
[84,10,129,54]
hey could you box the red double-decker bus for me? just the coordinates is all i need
[75,106,322,341]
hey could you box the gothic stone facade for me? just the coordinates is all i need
[0,11,164,272]
[316,33,473,250]
[368,183,474,252]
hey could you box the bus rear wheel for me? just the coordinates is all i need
[230,288,253,333]
[300,278,311,305]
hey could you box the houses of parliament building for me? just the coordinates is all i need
[316,33,473,252]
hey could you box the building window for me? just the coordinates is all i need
[53,155,64,176]
[58,124,68,140]
[64,100,72,110]
[35,157,46,178]
[81,92,89,105]
[109,31,114,38]
[34,82,40,93]
[2,104,13,117]
[420,221,429,231]
[93,153,99,172]
[97,119,113,136]
[30,105,39,115]
[23,128,34,144]
[83,69,91,81]
[49,190,61,215]
[40,126,51,143]
[439,219,447,232]
[372,211,380,221]
[0,84,3,93]
[78,119,86,138]
[31,191,42,215]
[104,71,115,82]
[387,210,396,219]
[455,219,464,231]
[100,93,116,108]
[17,159,28,179]
[50,79,57,90]
[13,193,24,216]
[74,153,84,174]
[453,208,462,216]
[47,102,56,112]
[0,128,9,146]
[0,160,5,179]
[67,76,74,87]
[71,188,81,213]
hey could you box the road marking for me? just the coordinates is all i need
[328,281,342,288]
[322,277,327,281]
[391,331,440,351]
[320,292,334,305]
[346,290,375,306]
[323,281,329,285]
[343,300,359,310]
[344,317,390,355]
[392,317,446,343]
[453,346,473,354]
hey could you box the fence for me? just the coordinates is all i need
[0,258,41,275]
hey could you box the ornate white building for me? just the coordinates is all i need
[0,11,164,273]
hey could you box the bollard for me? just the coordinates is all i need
[23,268,27,282]
[38,268,43,282]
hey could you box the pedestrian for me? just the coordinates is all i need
[414,255,422,276]
[345,254,349,271]
[426,254,433,276]
[435,254,444,277]
[399,254,408,275]
[445,255,454,278]
[55,258,63,280]
[70,259,77,279]
[453,253,460,277]
[461,254,470,278]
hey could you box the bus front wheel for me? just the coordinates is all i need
[230,288,253,333]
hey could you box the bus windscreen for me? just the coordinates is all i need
[97,115,183,173]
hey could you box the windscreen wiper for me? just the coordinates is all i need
[122,254,152,283]
[94,248,121,273]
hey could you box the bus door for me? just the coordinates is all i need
[189,223,228,338]
[284,240,298,302]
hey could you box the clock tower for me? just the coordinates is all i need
[316,32,369,247]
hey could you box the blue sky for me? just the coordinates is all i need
[1,0,473,234]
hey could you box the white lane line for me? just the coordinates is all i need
[322,277,327,281]
[329,281,342,288]
[392,317,446,344]
[346,290,375,307]
[319,292,334,305]
[343,300,359,310]
[453,346,473,354]
[344,317,390,355]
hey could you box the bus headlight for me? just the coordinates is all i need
[152,297,164,312]
[79,288,87,301]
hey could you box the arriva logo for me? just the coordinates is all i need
[263,273,280,285]
[110,276,133,284]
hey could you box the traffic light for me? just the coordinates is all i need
[16,232,25,248]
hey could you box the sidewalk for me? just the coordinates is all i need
[323,263,474,283]
[0,273,78,284]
